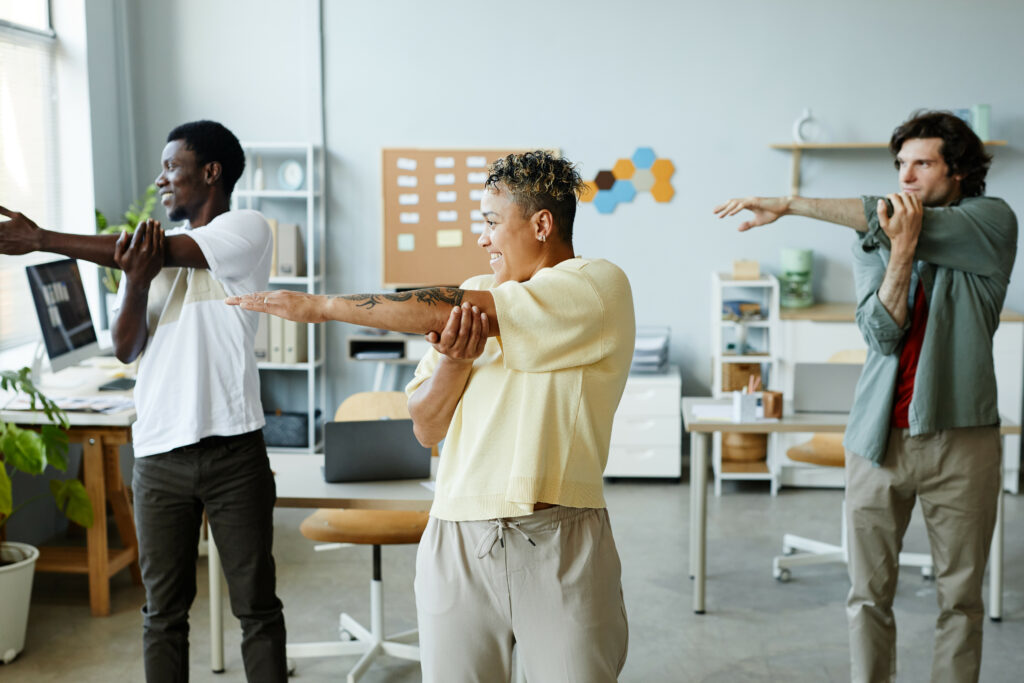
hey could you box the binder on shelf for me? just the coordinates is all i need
[267,218,279,277]
[269,315,285,363]
[283,320,308,363]
[276,223,306,277]
[254,313,270,361]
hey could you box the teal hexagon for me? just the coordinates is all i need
[593,190,619,214]
[610,179,636,203]
[632,147,656,170]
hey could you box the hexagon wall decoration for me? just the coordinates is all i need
[583,148,674,213]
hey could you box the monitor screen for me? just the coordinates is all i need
[25,259,100,373]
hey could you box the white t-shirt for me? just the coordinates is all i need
[113,209,273,457]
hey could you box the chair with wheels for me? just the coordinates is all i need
[286,391,431,683]
[772,351,934,583]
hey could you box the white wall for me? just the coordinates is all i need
[122,0,1024,405]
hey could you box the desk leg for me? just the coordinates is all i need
[690,431,708,614]
[209,529,225,673]
[82,436,111,617]
[103,442,141,585]
[989,447,1004,622]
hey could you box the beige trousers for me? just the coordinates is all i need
[414,506,629,683]
[845,426,1001,683]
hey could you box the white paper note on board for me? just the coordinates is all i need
[397,233,415,251]
[434,157,455,168]
[436,191,457,203]
[436,229,463,247]
[397,175,418,187]
[397,158,417,171]
[470,222,486,234]
[437,210,458,222]
[469,189,484,201]
[466,156,487,168]
[435,173,455,185]
[467,172,488,184]
[398,193,419,205]
[399,212,420,224]
[470,209,483,220]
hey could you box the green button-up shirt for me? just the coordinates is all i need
[843,195,1018,464]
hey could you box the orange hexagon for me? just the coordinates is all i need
[580,181,598,203]
[612,158,635,180]
[651,158,675,181]
[651,180,675,203]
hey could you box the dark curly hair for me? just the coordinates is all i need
[166,120,246,196]
[889,110,991,198]
[485,150,585,243]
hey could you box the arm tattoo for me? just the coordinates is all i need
[335,288,463,310]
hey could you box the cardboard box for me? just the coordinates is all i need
[276,223,306,277]
[283,320,308,364]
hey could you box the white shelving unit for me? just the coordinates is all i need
[710,272,781,494]
[233,142,326,454]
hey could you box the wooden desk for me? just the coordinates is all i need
[1,402,140,617]
[682,397,1020,619]
[207,453,434,672]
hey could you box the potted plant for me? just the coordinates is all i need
[0,368,93,664]
[94,184,158,295]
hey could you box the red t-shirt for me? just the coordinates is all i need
[891,281,928,428]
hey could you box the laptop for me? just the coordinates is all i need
[322,418,432,483]
[792,362,863,413]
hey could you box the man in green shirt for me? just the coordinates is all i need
[714,110,1017,683]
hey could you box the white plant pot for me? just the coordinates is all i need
[0,542,39,664]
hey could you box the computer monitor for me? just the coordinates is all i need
[25,258,100,373]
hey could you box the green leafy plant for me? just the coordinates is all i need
[0,368,93,536]
[95,184,158,293]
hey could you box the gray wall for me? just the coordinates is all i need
[118,0,1024,406]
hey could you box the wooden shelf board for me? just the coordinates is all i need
[771,140,1007,150]
[36,546,137,576]
[720,461,770,475]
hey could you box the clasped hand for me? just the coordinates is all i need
[114,219,165,287]
[877,191,922,249]
[429,303,488,365]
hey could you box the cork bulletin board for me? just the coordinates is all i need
[381,148,528,288]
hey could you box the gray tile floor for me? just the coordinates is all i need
[4,477,1023,682]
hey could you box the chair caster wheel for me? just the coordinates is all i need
[339,629,355,641]
[783,546,796,556]
[287,658,296,676]
[775,568,791,582]
[921,567,935,581]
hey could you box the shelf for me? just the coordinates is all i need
[238,141,316,151]
[716,273,776,287]
[258,358,324,371]
[270,275,323,286]
[721,320,771,328]
[770,140,1009,195]
[234,190,318,199]
[720,354,774,363]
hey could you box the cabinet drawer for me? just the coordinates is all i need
[617,380,681,416]
[610,415,680,446]
[605,445,681,478]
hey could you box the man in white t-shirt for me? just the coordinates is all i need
[0,120,285,682]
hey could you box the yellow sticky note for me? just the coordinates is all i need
[436,229,463,248]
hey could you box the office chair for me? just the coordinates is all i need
[287,391,431,683]
[772,351,934,582]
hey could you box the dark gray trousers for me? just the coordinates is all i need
[132,430,286,682]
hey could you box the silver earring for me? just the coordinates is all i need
[538,234,546,243]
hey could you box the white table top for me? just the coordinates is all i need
[269,453,434,510]
[0,362,136,428]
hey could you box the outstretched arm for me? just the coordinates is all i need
[713,196,868,232]
[0,206,208,269]
[226,287,500,337]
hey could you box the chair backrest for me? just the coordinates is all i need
[334,391,438,457]
[828,348,866,364]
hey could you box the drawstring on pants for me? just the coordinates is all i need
[475,518,536,558]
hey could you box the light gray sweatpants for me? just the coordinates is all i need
[414,505,629,683]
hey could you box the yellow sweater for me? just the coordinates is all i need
[406,257,635,521]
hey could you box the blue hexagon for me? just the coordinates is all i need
[592,189,619,214]
[610,179,636,203]
[632,147,656,170]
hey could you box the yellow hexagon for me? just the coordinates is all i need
[580,181,598,202]
[651,180,675,203]
[612,158,635,180]
[651,158,675,181]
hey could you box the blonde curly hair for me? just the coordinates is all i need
[485,150,584,242]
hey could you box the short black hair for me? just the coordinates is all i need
[890,110,991,198]
[484,151,584,243]
[166,120,245,196]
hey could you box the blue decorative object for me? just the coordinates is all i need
[593,190,619,214]
[632,147,656,170]
[610,180,636,203]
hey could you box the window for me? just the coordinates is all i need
[0,3,59,350]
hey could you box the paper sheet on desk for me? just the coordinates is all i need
[4,394,134,414]
[420,481,435,492]
[690,404,779,423]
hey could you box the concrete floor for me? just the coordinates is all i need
[3,477,1023,682]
